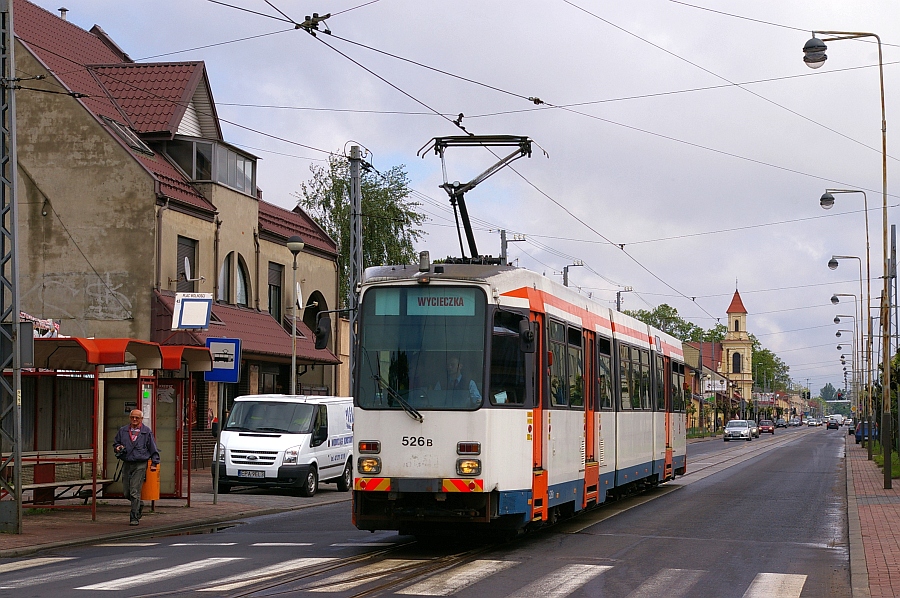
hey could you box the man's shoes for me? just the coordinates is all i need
[129,518,139,526]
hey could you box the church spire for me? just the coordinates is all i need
[726,289,747,314]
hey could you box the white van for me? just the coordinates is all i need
[212,395,353,497]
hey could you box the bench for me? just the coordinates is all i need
[17,450,114,505]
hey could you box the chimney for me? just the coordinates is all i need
[58,7,68,21]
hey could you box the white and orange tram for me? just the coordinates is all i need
[352,258,687,535]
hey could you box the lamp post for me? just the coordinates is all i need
[805,30,890,488]
[562,260,583,288]
[287,235,305,395]
[835,315,860,416]
[616,285,633,312]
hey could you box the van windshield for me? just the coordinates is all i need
[225,401,315,433]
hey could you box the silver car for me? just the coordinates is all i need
[748,420,760,438]
[724,419,752,441]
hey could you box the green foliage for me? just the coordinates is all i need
[296,155,426,308]
[820,383,837,402]
[752,348,791,391]
[623,304,705,341]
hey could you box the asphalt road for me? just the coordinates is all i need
[0,425,850,597]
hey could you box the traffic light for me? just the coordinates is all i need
[838,390,844,400]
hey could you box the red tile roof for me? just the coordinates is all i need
[152,291,339,364]
[726,290,747,314]
[258,200,337,256]
[91,63,203,137]
[14,0,213,211]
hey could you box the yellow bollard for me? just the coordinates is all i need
[141,462,160,501]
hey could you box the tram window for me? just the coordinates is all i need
[597,353,613,411]
[549,321,568,406]
[567,327,584,409]
[672,362,686,412]
[619,345,632,410]
[655,355,665,411]
[490,311,527,406]
[638,349,651,410]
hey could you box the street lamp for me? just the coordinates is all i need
[562,260,583,288]
[616,285,633,312]
[804,29,890,488]
[286,235,305,395]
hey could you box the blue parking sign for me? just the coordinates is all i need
[205,338,241,383]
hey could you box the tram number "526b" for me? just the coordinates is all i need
[401,436,433,447]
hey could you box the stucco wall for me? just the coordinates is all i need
[16,41,156,339]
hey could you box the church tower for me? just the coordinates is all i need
[720,289,753,411]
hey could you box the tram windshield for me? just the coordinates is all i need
[357,285,486,411]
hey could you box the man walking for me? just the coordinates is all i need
[113,409,160,526]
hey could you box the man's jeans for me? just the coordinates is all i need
[122,460,147,521]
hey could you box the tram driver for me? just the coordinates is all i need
[434,355,482,405]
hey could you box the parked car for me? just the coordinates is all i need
[775,419,788,428]
[748,420,760,437]
[759,420,775,434]
[855,421,877,444]
[847,418,856,435]
[724,419,752,441]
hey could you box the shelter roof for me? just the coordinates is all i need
[152,291,340,364]
[31,338,210,372]
[726,290,747,314]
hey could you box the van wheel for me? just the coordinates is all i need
[336,462,352,492]
[299,467,318,497]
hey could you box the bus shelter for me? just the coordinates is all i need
[0,338,211,520]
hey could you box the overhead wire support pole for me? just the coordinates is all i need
[0,0,22,534]
[349,146,362,398]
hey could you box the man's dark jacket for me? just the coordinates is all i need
[113,424,160,465]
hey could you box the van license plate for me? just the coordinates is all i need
[238,470,265,478]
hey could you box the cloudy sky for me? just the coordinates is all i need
[29,0,900,396]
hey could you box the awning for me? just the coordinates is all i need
[33,338,163,371]
[160,345,212,371]
[152,290,340,365]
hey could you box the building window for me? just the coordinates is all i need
[218,252,233,302]
[236,257,251,307]
[734,319,740,332]
[268,262,283,322]
[101,116,154,156]
[177,236,197,293]
[732,351,742,374]
[167,138,255,195]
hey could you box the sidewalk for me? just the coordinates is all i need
[846,432,900,598]
[0,474,350,558]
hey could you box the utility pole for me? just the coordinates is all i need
[0,0,22,534]
[349,146,362,399]
[616,286,633,312]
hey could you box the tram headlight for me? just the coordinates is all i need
[456,458,481,476]
[283,446,300,465]
[358,456,382,474]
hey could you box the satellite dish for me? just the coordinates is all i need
[184,257,191,282]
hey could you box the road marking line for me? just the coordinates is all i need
[505,564,612,598]
[0,557,160,589]
[306,559,423,592]
[0,557,74,575]
[397,559,518,596]
[330,542,395,547]
[624,568,705,598]
[251,542,313,546]
[95,543,159,547]
[76,557,242,590]
[170,542,237,546]
[742,573,807,598]
[198,557,336,592]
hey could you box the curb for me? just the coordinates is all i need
[0,495,350,559]
[846,435,870,598]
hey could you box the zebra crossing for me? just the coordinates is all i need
[0,548,810,597]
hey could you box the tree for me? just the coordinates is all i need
[820,383,837,403]
[623,304,705,341]
[296,155,426,308]
[752,348,790,391]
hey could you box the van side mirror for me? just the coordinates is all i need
[315,315,332,350]
[519,320,536,353]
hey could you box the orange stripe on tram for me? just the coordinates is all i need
[442,479,484,492]
[354,477,391,491]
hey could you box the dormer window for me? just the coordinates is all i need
[167,138,256,196]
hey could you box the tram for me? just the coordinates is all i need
[350,255,687,535]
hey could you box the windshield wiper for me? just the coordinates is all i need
[372,373,423,423]
[254,427,290,433]
[225,426,251,431]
